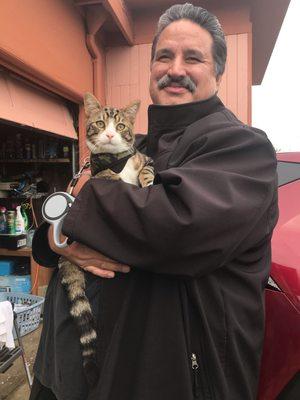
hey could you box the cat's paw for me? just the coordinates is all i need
[138,157,154,187]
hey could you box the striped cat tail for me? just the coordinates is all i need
[59,257,99,387]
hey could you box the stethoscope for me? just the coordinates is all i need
[42,191,75,248]
[41,159,90,248]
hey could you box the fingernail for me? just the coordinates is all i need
[106,272,115,278]
[122,266,130,273]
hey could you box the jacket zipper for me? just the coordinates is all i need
[180,281,214,400]
[191,353,200,398]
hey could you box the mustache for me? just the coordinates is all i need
[157,74,197,93]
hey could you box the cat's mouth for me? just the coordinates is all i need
[99,141,117,149]
[96,141,130,154]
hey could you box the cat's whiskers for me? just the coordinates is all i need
[94,134,132,154]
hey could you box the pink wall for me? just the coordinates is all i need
[133,3,251,44]
[0,0,93,101]
[106,44,152,133]
[218,33,251,124]
[0,0,252,149]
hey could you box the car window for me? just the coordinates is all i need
[277,161,300,186]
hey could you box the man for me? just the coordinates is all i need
[30,3,278,400]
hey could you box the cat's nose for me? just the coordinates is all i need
[106,132,114,140]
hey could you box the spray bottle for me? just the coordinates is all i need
[15,205,25,234]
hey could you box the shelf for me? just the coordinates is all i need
[0,159,70,164]
[0,247,31,257]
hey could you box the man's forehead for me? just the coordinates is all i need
[155,20,213,52]
[156,47,205,56]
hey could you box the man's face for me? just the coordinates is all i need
[149,19,222,106]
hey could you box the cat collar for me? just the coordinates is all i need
[90,148,137,176]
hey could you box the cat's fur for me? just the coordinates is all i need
[58,93,154,387]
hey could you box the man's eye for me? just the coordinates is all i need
[186,57,201,63]
[157,55,170,62]
[116,123,125,131]
[96,121,105,128]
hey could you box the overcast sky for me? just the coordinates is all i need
[252,0,299,152]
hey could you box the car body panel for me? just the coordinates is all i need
[271,179,300,310]
[276,152,300,163]
[258,290,300,399]
[258,153,300,399]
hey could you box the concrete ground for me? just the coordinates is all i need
[0,324,42,400]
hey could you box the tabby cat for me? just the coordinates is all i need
[58,93,154,387]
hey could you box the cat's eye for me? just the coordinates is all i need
[96,120,105,129]
[116,123,125,131]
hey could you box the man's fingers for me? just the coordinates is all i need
[84,266,115,278]
[83,263,131,277]
[84,261,130,273]
[119,265,131,273]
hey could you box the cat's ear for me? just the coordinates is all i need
[122,100,140,124]
[84,93,102,118]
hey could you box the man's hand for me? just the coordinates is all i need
[48,225,130,278]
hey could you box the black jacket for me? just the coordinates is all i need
[32,95,278,400]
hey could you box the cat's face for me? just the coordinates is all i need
[84,93,140,154]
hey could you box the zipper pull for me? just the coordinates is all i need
[191,353,200,398]
[191,353,199,369]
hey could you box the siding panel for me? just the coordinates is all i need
[237,34,249,124]
[226,35,238,116]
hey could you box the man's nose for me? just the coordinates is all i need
[167,57,186,78]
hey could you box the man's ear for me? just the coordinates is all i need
[83,93,101,118]
[122,100,141,124]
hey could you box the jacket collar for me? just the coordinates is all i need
[147,95,224,136]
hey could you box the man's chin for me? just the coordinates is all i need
[153,86,196,105]
[157,93,194,106]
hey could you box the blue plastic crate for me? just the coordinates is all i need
[0,275,31,293]
[0,260,15,276]
[0,292,44,337]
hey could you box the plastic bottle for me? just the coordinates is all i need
[7,210,16,234]
[0,206,7,233]
[63,145,69,158]
[15,206,25,234]
[21,207,29,231]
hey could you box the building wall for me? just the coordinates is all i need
[106,44,152,133]
[0,1,252,145]
[0,0,93,101]
[218,33,251,125]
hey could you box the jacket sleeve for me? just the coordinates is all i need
[32,222,60,268]
[62,124,278,277]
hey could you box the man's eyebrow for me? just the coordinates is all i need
[155,48,173,58]
[184,49,205,59]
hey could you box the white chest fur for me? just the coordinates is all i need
[119,157,139,185]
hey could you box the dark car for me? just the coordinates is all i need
[258,152,300,399]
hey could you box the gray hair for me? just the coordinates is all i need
[151,3,227,77]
